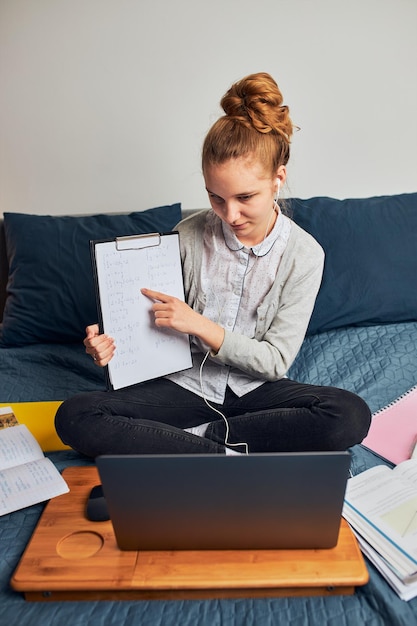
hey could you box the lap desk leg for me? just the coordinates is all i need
[11,466,369,601]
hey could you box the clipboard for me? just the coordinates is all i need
[90,231,192,390]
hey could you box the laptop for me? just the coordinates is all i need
[95,451,350,551]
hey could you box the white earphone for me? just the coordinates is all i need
[273,178,281,212]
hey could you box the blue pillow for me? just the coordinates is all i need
[0,204,181,346]
[289,193,417,335]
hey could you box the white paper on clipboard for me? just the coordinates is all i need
[91,232,192,390]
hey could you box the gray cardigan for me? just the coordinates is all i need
[177,210,324,381]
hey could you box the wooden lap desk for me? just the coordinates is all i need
[11,466,369,601]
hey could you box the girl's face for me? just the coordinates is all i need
[204,157,286,247]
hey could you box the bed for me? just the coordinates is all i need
[1,194,416,625]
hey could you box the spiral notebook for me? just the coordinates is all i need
[361,384,417,465]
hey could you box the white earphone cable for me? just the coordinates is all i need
[199,350,248,454]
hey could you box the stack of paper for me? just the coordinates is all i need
[343,459,417,600]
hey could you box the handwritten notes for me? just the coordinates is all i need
[92,232,192,390]
[0,422,69,516]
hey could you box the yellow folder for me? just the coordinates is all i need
[0,401,69,451]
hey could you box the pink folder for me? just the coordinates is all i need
[362,385,417,465]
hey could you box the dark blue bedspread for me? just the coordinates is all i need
[1,321,417,625]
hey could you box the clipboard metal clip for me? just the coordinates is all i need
[115,233,161,251]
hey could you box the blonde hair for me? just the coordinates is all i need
[202,72,294,177]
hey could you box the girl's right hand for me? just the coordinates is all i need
[83,324,116,367]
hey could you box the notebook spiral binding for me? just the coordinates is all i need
[371,383,417,417]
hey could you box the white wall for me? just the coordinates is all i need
[0,0,416,216]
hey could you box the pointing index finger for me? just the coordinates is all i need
[141,288,169,302]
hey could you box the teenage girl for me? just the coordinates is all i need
[55,72,371,456]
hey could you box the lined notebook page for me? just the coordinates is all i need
[0,424,69,515]
[0,459,69,515]
[362,385,417,464]
[93,232,192,390]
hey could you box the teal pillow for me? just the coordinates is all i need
[0,204,181,346]
[290,193,417,334]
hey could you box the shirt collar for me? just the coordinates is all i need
[221,210,284,257]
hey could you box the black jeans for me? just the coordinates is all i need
[55,377,371,458]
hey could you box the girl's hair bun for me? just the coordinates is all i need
[221,72,293,142]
